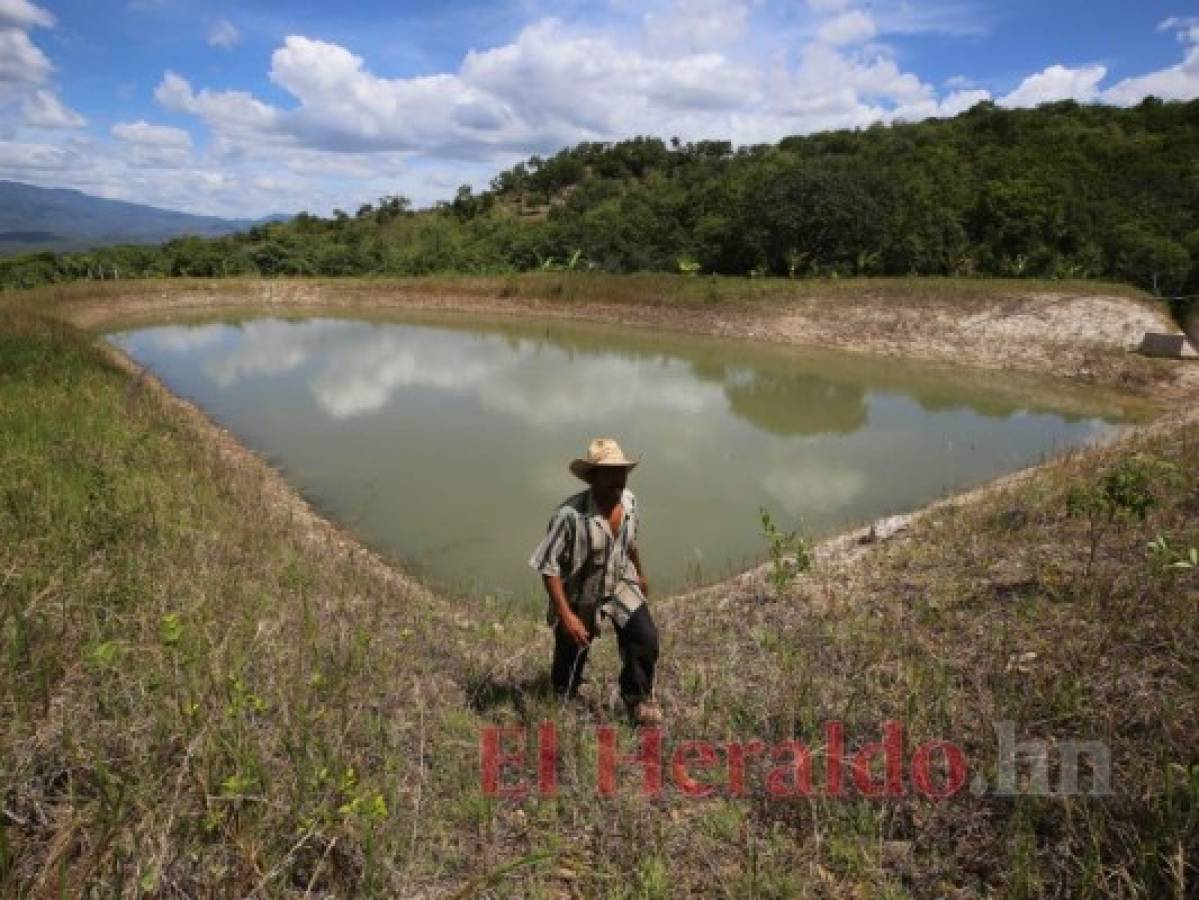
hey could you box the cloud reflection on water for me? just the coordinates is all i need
[185,318,872,438]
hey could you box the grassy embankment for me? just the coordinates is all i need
[14,270,1153,311]
[1,278,1196,896]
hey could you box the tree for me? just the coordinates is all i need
[744,162,886,276]
[1108,223,1190,295]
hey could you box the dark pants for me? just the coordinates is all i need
[551,604,659,705]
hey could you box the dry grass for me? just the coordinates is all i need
[452,411,1199,897]
[1,285,1196,896]
[14,272,1152,314]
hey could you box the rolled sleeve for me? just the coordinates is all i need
[529,509,573,578]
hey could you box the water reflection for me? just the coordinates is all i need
[108,311,1144,600]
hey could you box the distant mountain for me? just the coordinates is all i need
[0,180,288,255]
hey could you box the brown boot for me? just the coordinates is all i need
[628,698,663,727]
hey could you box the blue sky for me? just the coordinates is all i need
[1,0,1196,217]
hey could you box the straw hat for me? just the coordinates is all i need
[569,437,639,481]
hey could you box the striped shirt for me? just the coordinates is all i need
[528,487,646,631]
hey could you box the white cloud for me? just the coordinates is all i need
[155,71,280,135]
[769,40,932,132]
[644,0,753,51]
[0,28,53,84]
[0,0,53,30]
[158,15,959,167]
[997,19,1199,110]
[1103,20,1199,104]
[937,88,991,116]
[234,25,763,156]
[1104,54,1199,104]
[0,129,306,215]
[871,0,991,38]
[1000,64,1106,107]
[0,1,85,133]
[0,138,76,170]
[112,119,192,167]
[806,0,850,12]
[890,86,991,123]
[1157,16,1199,34]
[462,20,761,120]
[22,88,85,127]
[208,17,240,50]
[817,10,876,47]
[112,119,192,147]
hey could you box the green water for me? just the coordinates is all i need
[106,309,1147,603]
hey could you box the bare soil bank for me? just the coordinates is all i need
[54,277,1196,401]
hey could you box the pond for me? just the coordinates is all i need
[105,308,1148,603]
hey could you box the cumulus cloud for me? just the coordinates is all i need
[112,119,192,167]
[889,86,991,123]
[0,138,80,171]
[989,19,1199,110]
[1157,16,1199,36]
[154,13,973,166]
[644,0,753,51]
[1000,63,1106,107]
[0,0,85,132]
[112,119,192,147]
[806,0,851,12]
[873,1,989,39]
[22,88,85,127]
[0,0,53,30]
[165,24,769,158]
[155,71,280,135]
[0,125,308,216]
[0,28,52,83]
[1103,19,1199,104]
[817,10,876,46]
[208,17,240,50]
[936,88,991,116]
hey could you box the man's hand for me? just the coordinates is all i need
[562,611,592,647]
[543,573,589,646]
[638,575,650,599]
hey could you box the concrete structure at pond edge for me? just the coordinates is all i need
[1185,308,1199,353]
[1137,332,1199,359]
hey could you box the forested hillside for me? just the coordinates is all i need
[3,98,1198,295]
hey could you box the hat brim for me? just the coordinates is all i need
[569,458,639,481]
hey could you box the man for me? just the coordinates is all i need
[529,437,663,726]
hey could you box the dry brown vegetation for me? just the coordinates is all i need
[1,277,1196,896]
